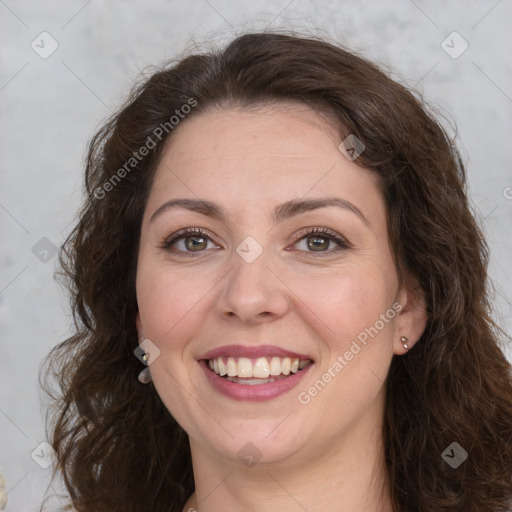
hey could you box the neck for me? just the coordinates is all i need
[183,395,393,512]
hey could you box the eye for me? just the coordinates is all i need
[292,227,351,256]
[158,228,220,257]
[159,226,350,258]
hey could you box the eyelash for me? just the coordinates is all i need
[158,227,351,258]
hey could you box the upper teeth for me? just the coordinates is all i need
[207,356,310,378]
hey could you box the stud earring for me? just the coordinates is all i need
[137,351,153,384]
[401,336,409,352]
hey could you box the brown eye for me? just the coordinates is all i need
[294,227,351,256]
[306,235,331,251]
[160,228,220,257]
[184,234,208,251]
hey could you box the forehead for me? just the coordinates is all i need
[146,104,383,224]
[161,102,341,168]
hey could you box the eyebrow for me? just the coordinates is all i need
[149,197,370,227]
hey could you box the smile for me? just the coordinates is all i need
[207,356,312,384]
[200,359,314,401]
[198,345,315,401]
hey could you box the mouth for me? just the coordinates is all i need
[197,344,315,402]
[205,356,313,385]
[198,345,315,401]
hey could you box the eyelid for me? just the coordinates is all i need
[294,226,351,246]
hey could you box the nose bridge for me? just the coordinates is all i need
[219,233,288,321]
[230,233,273,295]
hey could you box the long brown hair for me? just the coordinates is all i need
[43,30,512,512]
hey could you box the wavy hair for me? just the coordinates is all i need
[43,31,512,512]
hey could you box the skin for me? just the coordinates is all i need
[135,103,427,512]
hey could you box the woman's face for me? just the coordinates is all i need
[135,103,424,467]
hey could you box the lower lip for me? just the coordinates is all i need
[199,360,314,402]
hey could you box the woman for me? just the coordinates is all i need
[43,31,512,511]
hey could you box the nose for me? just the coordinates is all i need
[217,244,289,325]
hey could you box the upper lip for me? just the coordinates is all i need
[199,344,314,361]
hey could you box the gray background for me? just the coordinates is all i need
[1,1,511,510]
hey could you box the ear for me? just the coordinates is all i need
[135,312,144,340]
[393,278,428,355]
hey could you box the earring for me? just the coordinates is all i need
[138,366,152,384]
[137,351,153,384]
[401,336,409,352]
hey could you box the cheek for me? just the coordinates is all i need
[291,262,397,346]
[135,261,208,424]
[136,261,212,344]
[290,267,396,439]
